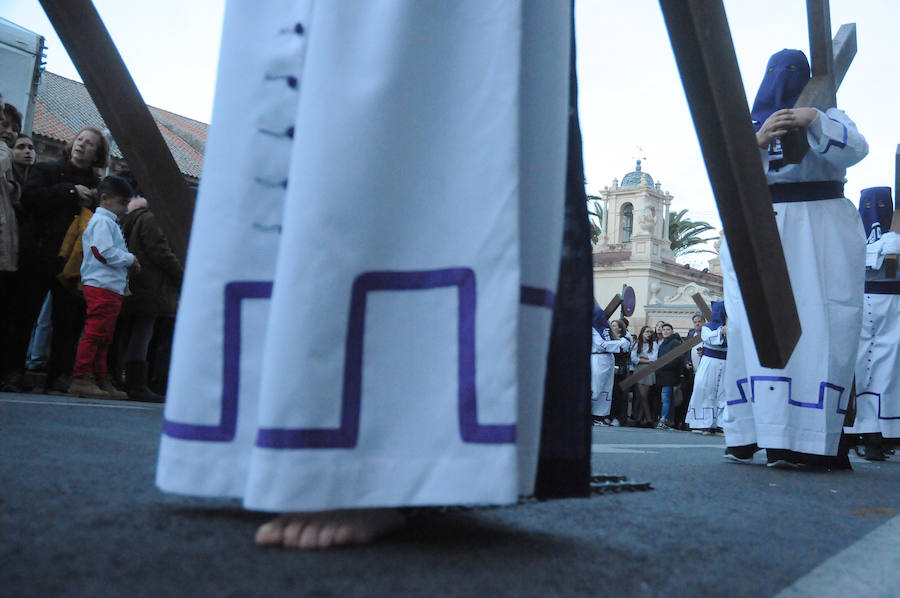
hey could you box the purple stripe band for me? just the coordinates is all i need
[520,285,555,309]
[163,281,273,442]
[256,268,518,449]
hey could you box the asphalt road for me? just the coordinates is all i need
[2,391,898,598]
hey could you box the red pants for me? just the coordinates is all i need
[72,286,123,378]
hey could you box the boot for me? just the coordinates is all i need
[125,361,164,403]
[45,374,72,395]
[69,375,110,398]
[95,376,129,399]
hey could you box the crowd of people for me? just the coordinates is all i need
[0,94,182,401]
[591,310,727,435]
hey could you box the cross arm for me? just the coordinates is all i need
[603,294,623,319]
[692,292,712,322]
[795,22,857,111]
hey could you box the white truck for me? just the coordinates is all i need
[0,18,45,135]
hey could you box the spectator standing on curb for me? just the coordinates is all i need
[69,176,139,398]
[655,323,683,429]
[118,195,183,402]
[7,127,109,394]
[0,98,23,392]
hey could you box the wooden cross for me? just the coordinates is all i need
[884,144,900,279]
[658,0,857,369]
[618,293,712,391]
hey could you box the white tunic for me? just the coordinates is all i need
[721,108,868,455]
[156,1,572,511]
[845,233,900,438]
[591,330,629,417]
[685,326,727,430]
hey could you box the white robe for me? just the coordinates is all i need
[721,108,868,456]
[591,330,629,417]
[845,234,900,438]
[685,326,727,429]
[156,1,572,511]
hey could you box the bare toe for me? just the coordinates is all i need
[254,516,288,546]
[282,517,307,548]
[298,519,326,550]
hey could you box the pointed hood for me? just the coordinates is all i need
[751,49,810,131]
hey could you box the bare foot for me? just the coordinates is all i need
[254,508,406,549]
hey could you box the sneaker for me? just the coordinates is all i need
[610,419,621,427]
[863,443,886,462]
[655,420,669,430]
[691,429,705,435]
[723,443,758,464]
[68,375,110,398]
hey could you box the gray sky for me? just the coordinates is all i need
[4,1,898,266]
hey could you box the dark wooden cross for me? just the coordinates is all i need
[884,144,900,279]
[618,293,711,391]
[658,0,856,369]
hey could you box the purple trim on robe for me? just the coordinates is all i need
[163,281,273,442]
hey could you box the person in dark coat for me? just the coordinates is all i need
[1,126,109,392]
[117,196,183,402]
[655,323,683,429]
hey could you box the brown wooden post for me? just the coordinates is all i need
[884,144,900,279]
[659,0,800,369]
[39,0,195,263]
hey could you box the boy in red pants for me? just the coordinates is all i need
[69,176,140,398]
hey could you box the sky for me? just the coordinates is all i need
[3,1,898,266]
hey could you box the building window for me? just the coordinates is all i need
[622,203,633,243]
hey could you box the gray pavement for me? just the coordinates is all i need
[2,391,898,598]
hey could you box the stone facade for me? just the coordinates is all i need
[592,160,723,336]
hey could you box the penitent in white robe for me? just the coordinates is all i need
[591,330,629,417]
[845,233,900,439]
[685,326,727,430]
[156,0,571,512]
[721,108,868,456]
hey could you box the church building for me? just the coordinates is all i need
[592,160,723,334]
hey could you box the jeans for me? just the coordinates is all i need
[661,385,675,422]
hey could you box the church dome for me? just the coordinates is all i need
[621,159,653,187]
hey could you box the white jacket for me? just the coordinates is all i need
[81,206,135,294]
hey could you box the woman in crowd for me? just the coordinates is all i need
[118,195,183,402]
[2,126,109,393]
[630,325,658,427]
[11,133,35,186]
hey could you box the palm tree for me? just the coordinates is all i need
[668,209,716,256]
[587,195,603,245]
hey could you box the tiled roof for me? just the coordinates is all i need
[33,71,207,179]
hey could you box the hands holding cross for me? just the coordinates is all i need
[756,108,819,148]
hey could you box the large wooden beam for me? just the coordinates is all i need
[619,336,700,391]
[659,0,800,368]
[39,0,194,263]
[883,144,900,279]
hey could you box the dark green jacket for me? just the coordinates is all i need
[120,207,183,317]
